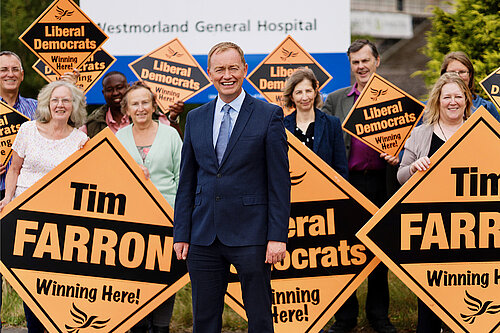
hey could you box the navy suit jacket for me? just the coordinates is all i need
[174,93,291,247]
[284,109,349,180]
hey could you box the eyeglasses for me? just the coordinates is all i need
[50,98,73,105]
[447,70,469,76]
[0,67,22,74]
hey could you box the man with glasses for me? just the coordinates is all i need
[0,51,38,198]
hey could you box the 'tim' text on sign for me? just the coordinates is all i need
[357,108,500,333]
[0,129,188,333]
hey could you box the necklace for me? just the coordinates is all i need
[438,121,447,141]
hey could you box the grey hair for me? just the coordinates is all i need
[36,81,87,128]
[0,51,24,70]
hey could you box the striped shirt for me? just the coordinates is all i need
[0,95,37,191]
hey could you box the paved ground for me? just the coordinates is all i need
[3,327,27,333]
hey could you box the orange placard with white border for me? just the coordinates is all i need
[479,67,500,113]
[0,128,189,333]
[0,101,30,166]
[342,73,425,156]
[357,107,500,333]
[33,48,116,93]
[246,35,332,115]
[128,38,212,113]
[19,0,108,76]
[224,130,380,332]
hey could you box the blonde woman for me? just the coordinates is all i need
[398,72,472,332]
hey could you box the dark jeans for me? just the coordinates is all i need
[334,169,391,325]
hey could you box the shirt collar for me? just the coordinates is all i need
[215,90,246,114]
[0,94,20,108]
[347,82,361,97]
[106,107,128,125]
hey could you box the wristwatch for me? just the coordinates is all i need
[167,112,180,124]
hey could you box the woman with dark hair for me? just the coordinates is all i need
[398,73,472,332]
[440,51,499,120]
[117,81,182,333]
[282,68,348,179]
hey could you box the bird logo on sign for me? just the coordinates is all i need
[370,88,388,101]
[280,48,298,61]
[55,6,74,20]
[290,171,307,186]
[165,47,183,59]
[65,303,110,333]
[460,291,500,324]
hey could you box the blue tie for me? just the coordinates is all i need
[216,104,232,164]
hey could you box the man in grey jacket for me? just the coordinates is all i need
[322,40,398,333]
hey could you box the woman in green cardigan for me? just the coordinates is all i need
[117,81,182,333]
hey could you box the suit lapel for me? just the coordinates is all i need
[313,109,325,153]
[341,88,354,120]
[219,94,254,167]
[204,99,218,165]
[283,111,296,132]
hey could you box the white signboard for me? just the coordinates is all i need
[351,11,413,39]
[80,0,351,104]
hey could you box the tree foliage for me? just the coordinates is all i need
[1,0,79,99]
[420,0,500,95]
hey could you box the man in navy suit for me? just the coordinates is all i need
[173,42,290,333]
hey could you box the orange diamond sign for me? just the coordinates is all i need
[33,48,116,93]
[357,108,500,333]
[0,129,189,333]
[224,130,379,332]
[342,74,425,156]
[0,101,30,165]
[129,38,212,113]
[479,67,500,113]
[19,0,108,77]
[246,35,332,115]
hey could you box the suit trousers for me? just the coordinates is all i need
[187,239,273,333]
[416,299,441,332]
[334,169,390,325]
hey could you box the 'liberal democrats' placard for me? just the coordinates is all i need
[357,107,500,333]
[19,0,108,77]
[128,38,211,113]
[246,35,332,115]
[33,48,116,93]
[0,101,30,166]
[479,67,500,113]
[225,130,380,332]
[342,74,425,156]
